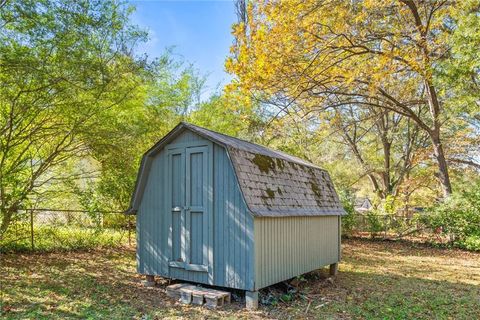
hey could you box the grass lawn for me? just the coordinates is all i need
[1,239,479,319]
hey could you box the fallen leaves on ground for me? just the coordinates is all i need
[1,239,479,319]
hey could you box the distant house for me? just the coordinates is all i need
[355,197,373,213]
[127,122,346,308]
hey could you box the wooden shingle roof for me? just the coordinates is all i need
[183,123,345,216]
[127,122,345,216]
[228,148,344,216]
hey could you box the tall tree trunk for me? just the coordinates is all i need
[376,110,394,199]
[381,132,392,198]
[0,208,13,241]
[425,80,453,197]
[430,130,453,197]
[402,0,453,198]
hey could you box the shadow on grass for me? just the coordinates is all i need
[1,248,253,320]
[2,240,479,319]
[345,235,480,255]
[266,269,480,320]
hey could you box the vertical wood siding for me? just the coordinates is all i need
[254,216,340,290]
[137,154,166,276]
[213,144,255,290]
[137,130,255,291]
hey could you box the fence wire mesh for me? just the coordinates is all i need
[2,209,448,252]
[346,212,446,243]
[1,209,135,252]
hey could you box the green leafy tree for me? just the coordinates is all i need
[423,180,480,248]
[0,0,147,237]
[440,0,480,170]
[81,55,207,213]
[188,89,262,138]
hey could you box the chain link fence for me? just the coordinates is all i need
[1,209,135,252]
[344,212,446,243]
[2,209,449,252]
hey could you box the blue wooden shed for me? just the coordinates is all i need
[127,122,345,308]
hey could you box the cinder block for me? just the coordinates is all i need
[180,291,192,304]
[166,288,181,300]
[245,291,258,310]
[145,275,155,282]
[205,295,224,308]
[329,262,338,276]
[143,274,155,287]
[223,293,231,304]
[192,293,204,305]
[166,283,232,308]
[166,283,188,300]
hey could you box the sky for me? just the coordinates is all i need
[129,0,237,97]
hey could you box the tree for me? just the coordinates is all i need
[188,89,261,138]
[440,0,480,171]
[79,55,209,212]
[227,0,478,197]
[330,106,429,199]
[0,0,147,237]
[76,52,262,213]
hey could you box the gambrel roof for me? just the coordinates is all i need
[127,122,345,217]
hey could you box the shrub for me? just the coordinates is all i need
[462,235,480,251]
[422,182,480,249]
[103,213,134,229]
[339,189,356,236]
[366,211,385,238]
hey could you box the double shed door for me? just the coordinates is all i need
[166,142,213,274]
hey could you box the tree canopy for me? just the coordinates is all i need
[0,0,150,236]
[0,0,479,238]
[227,0,480,202]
